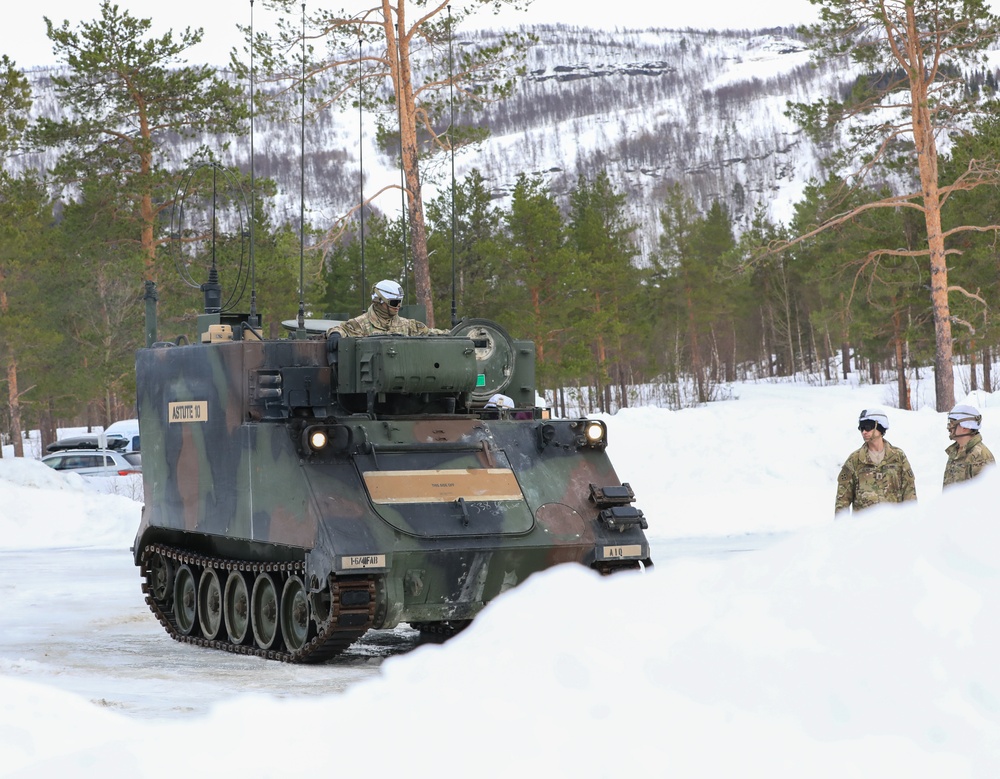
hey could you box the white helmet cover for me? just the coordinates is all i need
[372,279,403,305]
[948,403,982,430]
[485,393,514,409]
[859,408,889,431]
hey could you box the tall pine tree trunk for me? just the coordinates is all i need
[6,359,23,458]
[388,8,434,326]
[1,279,23,458]
[893,310,909,410]
[906,21,955,411]
[970,339,978,391]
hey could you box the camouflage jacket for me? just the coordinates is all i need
[327,305,449,338]
[943,433,996,488]
[835,441,917,515]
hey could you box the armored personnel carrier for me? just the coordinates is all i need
[132,297,651,662]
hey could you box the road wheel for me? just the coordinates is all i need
[251,572,279,650]
[173,564,198,636]
[198,568,224,640]
[224,571,250,645]
[281,575,310,652]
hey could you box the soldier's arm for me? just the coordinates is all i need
[900,455,917,502]
[340,318,369,337]
[969,447,996,478]
[835,462,855,515]
[325,315,367,338]
[406,320,449,336]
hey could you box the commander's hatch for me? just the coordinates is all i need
[281,318,343,336]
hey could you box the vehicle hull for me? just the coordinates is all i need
[133,329,650,659]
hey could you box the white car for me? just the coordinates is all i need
[104,418,140,453]
[41,441,143,500]
[42,446,142,477]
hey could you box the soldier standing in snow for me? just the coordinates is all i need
[835,408,917,515]
[942,403,995,488]
[326,279,449,337]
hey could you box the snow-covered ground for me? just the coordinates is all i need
[2,376,1000,777]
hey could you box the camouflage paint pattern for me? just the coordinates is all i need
[834,441,917,515]
[134,325,651,632]
[328,304,450,337]
[943,433,996,488]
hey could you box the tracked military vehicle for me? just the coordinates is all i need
[133,291,651,662]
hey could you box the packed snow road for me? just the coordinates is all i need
[0,546,422,719]
[0,537,765,718]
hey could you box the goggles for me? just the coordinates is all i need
[386,299,402,308]
[858,420,878,432]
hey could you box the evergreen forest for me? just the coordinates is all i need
[3,1,1000,449]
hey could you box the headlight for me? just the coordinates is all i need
[304,427,328,452]
[583,420,607,447]
[300,424,354,457]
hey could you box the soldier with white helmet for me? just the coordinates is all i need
[943,403,995,488]
[835,407,917,515]
[326,279,449,338]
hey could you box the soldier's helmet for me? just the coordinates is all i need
[372,279,403,310]
[948,403,982,430]
[858,408,889,434]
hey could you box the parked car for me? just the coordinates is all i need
[45,420,141,457]
[104,418,140,453]
[42,447,142,476]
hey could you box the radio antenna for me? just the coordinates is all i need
[296,1,307,334]
[248,0,259,328]
[395,35,409,296]
[448,5,458,327]
[359,34,366,311]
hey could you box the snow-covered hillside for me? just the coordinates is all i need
[16,25,856,262]
[467,26,849,254]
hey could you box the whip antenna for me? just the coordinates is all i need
[359,34,366,310]
[296,1,306,334]
[448,5,457,327]
[395,29,408,295]
[248,0,259,328]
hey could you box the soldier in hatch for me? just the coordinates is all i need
[835,408,917,516]
[942,403,995,488]
[326,279,449,337]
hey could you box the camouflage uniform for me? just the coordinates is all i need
[943,433,995,488]
[835,441,917,515]
[327,305,448,337]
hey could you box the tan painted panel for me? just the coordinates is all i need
[601,544,644,560]
[342,554,386,570]
[168,400,209,423]
[364,468,523,504]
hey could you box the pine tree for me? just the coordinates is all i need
[29,1,247,283]
[653,184,737,402]
[786,0,1000,410]
[0,58,36,456]
[0,172,60,454]
[250,0,534,327]
[0,56,30,157]
[426,169,506,326]
[567,171,642,412]
[502,174,577,397]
